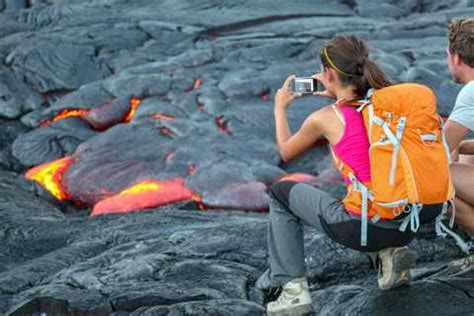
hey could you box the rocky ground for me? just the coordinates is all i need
[0,0,473,315]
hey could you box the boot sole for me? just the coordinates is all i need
[267,303,314,316]
[380,248,418,291]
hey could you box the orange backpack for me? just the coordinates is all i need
[330,83,469,252]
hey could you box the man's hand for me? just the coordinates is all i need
[275,75,302,111]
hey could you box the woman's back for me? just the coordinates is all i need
[330,102,371,185]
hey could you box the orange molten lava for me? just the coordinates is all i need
[124,98,141,123]
[277,173,318,183]
[151,113,176,120]
[163,149,175,162]
[215,116,232,135]
[160,126,174,138]
[90,178,198,216]
[192,193,205,210]
[25,156,77,200]
[194,78,202,90]
[40,109,90,127]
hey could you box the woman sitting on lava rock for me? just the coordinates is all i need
[260,34,451,316]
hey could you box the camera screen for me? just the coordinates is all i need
[294,78,314,93]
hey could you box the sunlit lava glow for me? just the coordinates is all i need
[151,113,176,120]
[159,126,174,138]
[163,149,175,162]
[277,173,317,183]
[194,78,202,90]
[40,109,90,127]
[191,193,205,210]
[215,116,232,136]
[119,180,161,196]
[25,156,77,200]
[260,90,270,101]
[40,97,143,128]
[90,178,199,216]
[124,98,141,123]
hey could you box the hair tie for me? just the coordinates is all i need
[324,47,358,77]
[356,58,366,75]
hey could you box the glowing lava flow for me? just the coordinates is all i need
[40,98,142,128]
[25,156,77,200]
[91,177,199,216]
[124,98,141,123]
[160,126,175,138]
[215,116,232,136]
[277,173,318,183]
[151,113,176,120]
[260,90,270,101]
[40,109,90,127]
[163,149,175,162]
[194,78,202,90]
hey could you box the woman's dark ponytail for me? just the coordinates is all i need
[319,35,392,98]
[362,59,392,90]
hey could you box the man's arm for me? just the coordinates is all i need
[444,119,470,152]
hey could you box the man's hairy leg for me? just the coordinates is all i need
[451,163,474,206]
[459,154,474,165]
[449,162,474,235]
[451,197,474,235]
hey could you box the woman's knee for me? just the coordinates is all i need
[269,181,298,208]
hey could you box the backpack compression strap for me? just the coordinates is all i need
[435,200,472,254]
[348,173,374,247]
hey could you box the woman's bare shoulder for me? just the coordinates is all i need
[305,103,342,139]
[308,104,337,122]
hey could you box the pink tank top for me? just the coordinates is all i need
[331,104,371,185]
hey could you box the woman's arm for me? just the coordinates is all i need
[275,109,325,162]
[274,75,325,163]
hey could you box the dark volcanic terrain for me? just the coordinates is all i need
[0,0,473,315]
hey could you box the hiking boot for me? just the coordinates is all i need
[448,254,473,273]
[377,246,418,291]
[266,277,314,316]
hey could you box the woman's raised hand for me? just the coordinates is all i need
[275,75,302,110]
[312,73,336,99]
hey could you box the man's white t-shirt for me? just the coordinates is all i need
[448,80,474,131]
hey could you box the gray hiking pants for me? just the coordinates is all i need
[267,181,350,286]
[264,180,423,288]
